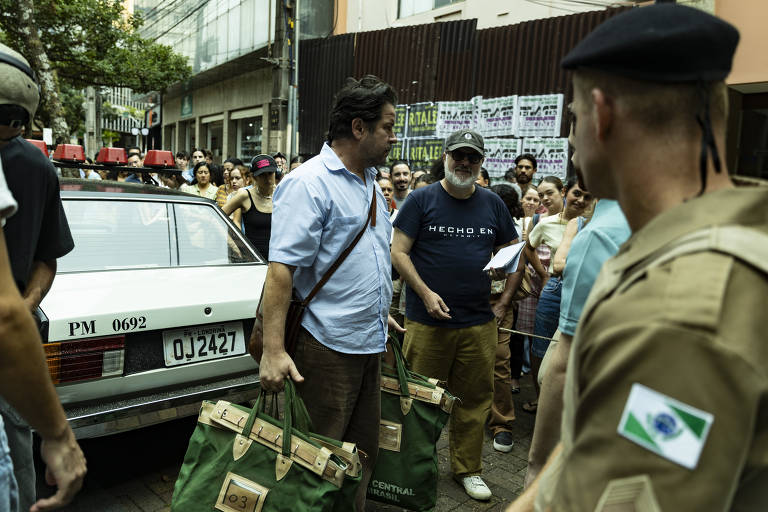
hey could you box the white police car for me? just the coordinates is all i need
[39,179,265,438]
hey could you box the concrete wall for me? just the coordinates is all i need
[162,68,273,160]
[717,0,768,90]
[164,68,272,125]
[344,0,605,32]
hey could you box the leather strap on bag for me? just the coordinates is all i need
[300,187,377,306]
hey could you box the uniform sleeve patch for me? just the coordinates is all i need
[617,383,714,470]
[594,474,661,512]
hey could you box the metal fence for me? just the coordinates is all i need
[298,6,630,156]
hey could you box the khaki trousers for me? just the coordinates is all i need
[403,318,497,476]
[293,329,381,512]
[488,296,517,435]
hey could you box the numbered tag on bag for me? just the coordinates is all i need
[379,420,403,452]
[215,472,270,512]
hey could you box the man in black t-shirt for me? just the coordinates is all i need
[391,129,524,501]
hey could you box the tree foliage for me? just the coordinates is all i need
[59,83,85,137]
[0,0,191,93]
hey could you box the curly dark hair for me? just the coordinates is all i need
[327,75,398,143]
[515,153,537,169]
[491,183,524,219]
[414,173,437,186]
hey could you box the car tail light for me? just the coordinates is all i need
[44,336,125,385]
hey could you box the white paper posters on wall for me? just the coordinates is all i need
[475,96,518,137]
[483,138,521,177]
[520,138,569,180]
[517,94,564,138]
[435,101,475,138]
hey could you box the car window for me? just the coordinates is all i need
[58,199,260,273]
[59,199,173,272]
[173,203,258,266]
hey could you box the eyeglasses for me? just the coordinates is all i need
[449,149,482,164]
[0,108,27,129]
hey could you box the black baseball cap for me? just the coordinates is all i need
[250,154,279,176]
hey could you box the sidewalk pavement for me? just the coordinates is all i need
[367,375,537,512]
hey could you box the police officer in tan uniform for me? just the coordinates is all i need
[507,4,768,511]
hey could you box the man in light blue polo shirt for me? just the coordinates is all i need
[257,75,401,511]
[525,197,631,485]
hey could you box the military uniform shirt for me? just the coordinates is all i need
[536,181,768,511]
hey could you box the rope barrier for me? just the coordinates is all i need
[497,327,558,343]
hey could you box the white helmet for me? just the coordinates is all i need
[0,43,39,121]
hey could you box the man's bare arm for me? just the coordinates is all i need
[0,231,85,511]
[23,259,56,311]
[525,332,572,487]
[391,228,451,320]
[254,261,304,391]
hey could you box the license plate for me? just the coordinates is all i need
[162,321,246,367]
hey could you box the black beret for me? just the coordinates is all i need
[562,4,739,82]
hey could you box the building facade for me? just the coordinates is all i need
[341,0,606,32]
[137,0,333,164]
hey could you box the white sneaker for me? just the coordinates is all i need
[459,475,492,501]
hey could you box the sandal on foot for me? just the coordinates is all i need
[522,401,538,413]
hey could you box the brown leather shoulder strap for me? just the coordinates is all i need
[303,188,377,305]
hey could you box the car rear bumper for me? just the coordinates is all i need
[64,373,260,439]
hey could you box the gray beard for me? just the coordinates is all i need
[444,168,476,190]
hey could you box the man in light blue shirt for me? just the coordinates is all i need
[256,75,401,511]
[525,198,631,484]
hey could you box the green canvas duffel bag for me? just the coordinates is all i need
[172,379,361,512]
[367,337,456,511]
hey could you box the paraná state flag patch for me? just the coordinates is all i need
[618,383,714,470]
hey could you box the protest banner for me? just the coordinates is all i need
[517,94,564,137]
[476,96,517,137]
[387,140,408,164]
[520,137,569,180]
[483,138,521,177]
[394,104,408,140]
[408,138,444,167]
[436,101,475,138]
[406,102,438,138]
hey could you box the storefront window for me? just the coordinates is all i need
[237,116,263,162]
[206,121,224,162]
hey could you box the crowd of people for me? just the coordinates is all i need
[0,4,767,512]
[256,6,768,512]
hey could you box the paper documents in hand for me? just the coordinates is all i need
[483,241,525,272]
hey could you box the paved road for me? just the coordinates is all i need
[38,377,537,512]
